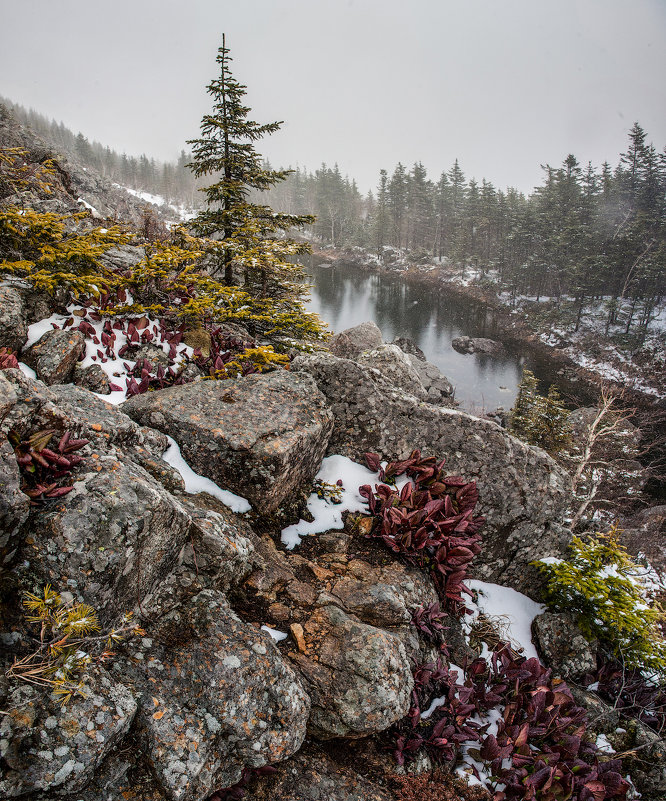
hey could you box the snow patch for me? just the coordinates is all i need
[161,435,250,513]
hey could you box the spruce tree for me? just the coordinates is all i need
[187,35,314,290]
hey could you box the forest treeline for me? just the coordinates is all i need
[4,96,664,342]
[264,127,665,343]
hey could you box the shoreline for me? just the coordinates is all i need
[309,244,665,413]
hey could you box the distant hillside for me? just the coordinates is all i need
[0,96,202,209]
[0,102,194,226]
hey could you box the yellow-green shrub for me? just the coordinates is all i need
[533,529,666,677]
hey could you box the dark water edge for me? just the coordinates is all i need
[304,261,597,413]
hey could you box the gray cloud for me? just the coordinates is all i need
[1,0,664,194]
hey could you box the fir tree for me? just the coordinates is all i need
[186,34,314,289]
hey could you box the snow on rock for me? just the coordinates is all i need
[162,435,251,513]
[280,454,411,550]
[25,304,194,406]
[466,579,545,661]
[261,625,288,642]
[18,362,37,380]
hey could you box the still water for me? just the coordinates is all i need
[305,262,544,413]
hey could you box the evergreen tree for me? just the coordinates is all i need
[509,369,570,454]
[186,35,313,288]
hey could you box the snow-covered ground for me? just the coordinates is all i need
[24,304,194,406]
[113,183,197,223]
[432,260,665,399]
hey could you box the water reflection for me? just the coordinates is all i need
[305,263,536,412]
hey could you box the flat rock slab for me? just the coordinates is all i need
[122,371,333,513]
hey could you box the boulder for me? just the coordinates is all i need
[0,437,29,566]
[404,353,455,401]
[328,321,383,358]
[122,371,333,514]
[293,351,570,595]
[0,667,136,798]
[288,604,413,739]
[99,245,145,271]
[0,369,18,421]
[73,363,111,394]
[18,452,192,623]
[531,612,597,678]
[452,336,505,356]
[131,590,310,800]
[125,343,171,370]
[329,558,438,629]
[392,336,426,361]
[0,285,27,353]
[357,344,428,400]
[22,328,86,385]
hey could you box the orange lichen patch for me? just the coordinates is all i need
[91,424,103,431]
[60,717,81,736]
[309,563,335,581]
[152,709,165,720]
[354,515,374,536]
[152,696,160,707]
[290,623,307,653]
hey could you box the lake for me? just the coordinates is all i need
[304,261,575,413]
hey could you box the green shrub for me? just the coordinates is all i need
[533,528,666,677]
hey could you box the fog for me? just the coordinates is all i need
[1,0,665,194]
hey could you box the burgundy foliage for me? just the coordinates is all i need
[586,657,666,735]
[393,644,628,801]
[0,347,19,369]
[9,428,89,502]
[58,307,269,398]
[360,450,484,613]
[411,601,448,640]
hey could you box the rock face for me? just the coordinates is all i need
[531,612,597,678]
[392,336,426,361]
[0,437,29,566]
[74,363,111,394]
[404,352,455,401]
[329,323,454,405]
[451,335,505,355]
[0,285,28,353]
[0,667,137,798]
[289,604,413,739]
[293,350,570,594]
[131,590,310,800]
[122,370,333,513]
[22,328,86,385]
[357,344,428,401]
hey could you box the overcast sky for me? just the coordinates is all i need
[1,0,665,195]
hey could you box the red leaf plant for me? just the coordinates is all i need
[9,428,89,502]
[359,450,484,613]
